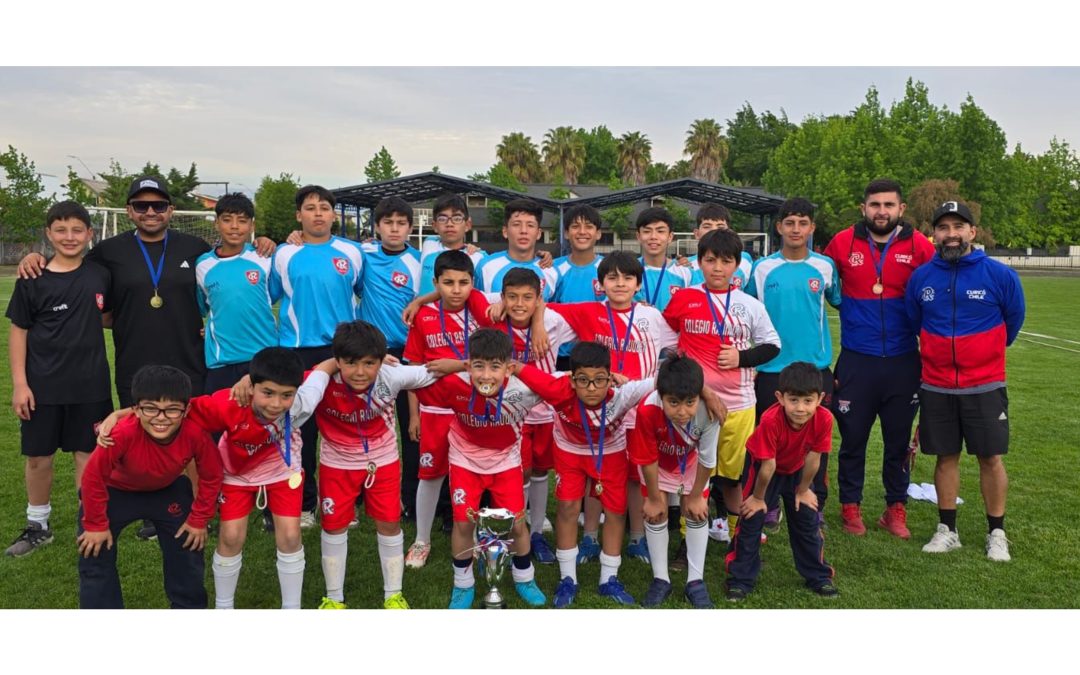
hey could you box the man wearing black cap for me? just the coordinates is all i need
[906,200,1025,562]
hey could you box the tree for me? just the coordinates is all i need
[482,162,528,228]
[542,126,586,185]
[684,118,728,183]
[907,178,991,245]
[0,145,52,244]
[255,173,301,242]
[577,125,619,184]
[96,159,202,209]
[646,162,671,184]
[496,132,544,183]
[63,166,97,205]
[725,103,796,185]
[364,146,401,183]
[617,131,652,186]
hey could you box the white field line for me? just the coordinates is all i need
[1017,337,1080,354]
[1019,331,1080,346]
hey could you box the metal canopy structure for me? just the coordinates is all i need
[332,172,563,210]
[569,177,785,216]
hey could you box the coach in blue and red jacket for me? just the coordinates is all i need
[823,179,935,540]
[906,200,1024,563]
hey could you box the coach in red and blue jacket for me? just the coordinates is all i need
[823,179,935,540]
[905,200,1024,563]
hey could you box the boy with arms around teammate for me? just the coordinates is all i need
[6,201,112,557]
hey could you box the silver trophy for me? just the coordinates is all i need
[472,507,517,609]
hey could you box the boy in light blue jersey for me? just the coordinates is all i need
[268,185,365,524]
[634,207,692,312]
[196,193,279,393]
[418,193,487,297]
[683,203,753,290]
[745,197,840,526]
[475,198,559,301]
[551,204,605,370]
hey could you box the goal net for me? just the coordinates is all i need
[674,231,770,260]
[87,207,222,246]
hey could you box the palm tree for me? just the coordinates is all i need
[542,126,586,185]
[684,118,729,183]
[616,131,652,186]
[496,132,544,183]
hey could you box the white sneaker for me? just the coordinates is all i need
[986,528,1011,562]
[708,517,730,542]
[922,523,961,553]
[542,516,553,534]
[299,510,317,529]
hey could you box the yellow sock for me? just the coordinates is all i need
[728,514,739,534]
[679,515,687,537]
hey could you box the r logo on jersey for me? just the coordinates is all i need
[246,270,261,285]
[321,497,336,515]
[332,257,350,275]
[669,285,680,298]
[452,488,466,505]
[391,271,409,287]
[731,277,744,289]
[849,252,865,267]
[95,293,104,310]
[921,286,935,303]
[838,400,851,414]
[809,279,821,293]
[592,279,603,296]
[419,452,434,468]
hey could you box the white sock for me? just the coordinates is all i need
[645,520,670,582]
[511,558,535,583]
[453,560,475,589]
[599,552,621,585]
[276,547,305,609]
[212,551,242,609]
[685,519,708,583]
[377,531,405,599]
[415,477,444,544]
[556,547,578,583]
[321,531,348,602]
[27,503,51,529]
[528,476,549,535]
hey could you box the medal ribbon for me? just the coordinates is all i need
[505,318,531,363]
[468,383,505,423]
[666,419,694,479]
[438,301,469,360]
[349,384,377,487]
[641,257,669,307]
[272,412,292,470]
[578,399,607,481]
[605,301,637,372]
[134,230,169,293]
[867,229,898,288]
[705,288,734,342]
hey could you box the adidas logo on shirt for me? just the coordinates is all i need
[180,261,190,269]
[998,412,1007,421]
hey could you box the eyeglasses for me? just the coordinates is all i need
[435,214,466,225]
[571,375,611,390]
[130,201,170,214]
[136,405,186,420]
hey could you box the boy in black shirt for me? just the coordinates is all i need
[6,201,113,557]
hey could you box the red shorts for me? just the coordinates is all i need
[318,462,401,530]
[520,422,554,474]
[553,448,629,513]
[418,411,452,480]
[448,464,525,523]
[636,464,712,500]
[218,473,303,521]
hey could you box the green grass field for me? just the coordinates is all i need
[1,269,1078,609]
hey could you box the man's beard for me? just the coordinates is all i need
[861,214,901,237]
[937,239,971,262]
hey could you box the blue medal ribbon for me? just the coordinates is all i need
[577,399,607,480]
[605,301,637,372]
[272,412,292,470]
[506,318,531,363]
[641,257,670,307]
[438,301,469,360]
[705,288,734,343]
[134,230,169,293]
[468,383,505,423]
[868,229,898,288]
[666,419,694,479]
[351,382,376,456]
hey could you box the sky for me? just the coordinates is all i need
[3,66,1078,200]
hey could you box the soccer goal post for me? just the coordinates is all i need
[673,231,770,260]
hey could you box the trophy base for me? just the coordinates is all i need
[481,590,507,609]
[480,601,508,609]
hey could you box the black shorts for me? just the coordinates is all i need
[204,361,251,394]
[918,387,1009,457]
[20,399,114,457]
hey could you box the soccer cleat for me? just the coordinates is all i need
[530,532,556,564]
[405,541,432,569]
[877,503,911,539]
[5,521,53,558]
[986,528,1011,562]
[725,585,748,603]
[641,577,673,608]
[136,519,157,541]
[448,586,475,609]
[708,517,730,543]
[577,535,600,564]
[552,576,579,608]
[684,579,715,609]
[299,510,317,529]
[922,524,962,553]
[514,580,547,607]
[841,503,866,536]
[811,581,839,598]
[670,538,688,571]
[318,597,347,609]
[598,576,636,606]
[763,505,783,534]
[383,592,410,609]
[542,516,553,534]
[627,538,651,564]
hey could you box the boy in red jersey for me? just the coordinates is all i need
[77,365,223,609]
[629,355,720,609]
[725,362,838,601]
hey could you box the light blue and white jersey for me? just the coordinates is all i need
[474,251,558,301]
[418,236,487,296]
[269,236,364,348]
[552,254,605,358]
[635,257,693,311]
[358,243,421,349]
[195,244,278,369]
[688,251,753,290]
[744,251,841,373]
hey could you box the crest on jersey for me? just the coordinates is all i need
[731,277,744,289]
[321,497,336,515]
[731,303,749,320]
[922,286,935,303]
[809,279,821,293]
[375,383,392,400]
[592,279,603,295]
[849,252,865,267]
[419,453,434,468]
[669,285,680,298]
[838,400,851,414]
[505,390,523,405]
[246,270,261,285]
[635,318,649,333]
[332,257,350,275]
[452,488,466,505]
[391,271,409,288]
[95,293,104,310]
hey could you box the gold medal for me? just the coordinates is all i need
[150,292,164,308]
[367,462,377,476]
[872,281,884,295]
[288,472,302,489]
[595,482,603,496]
[677,484,685,496]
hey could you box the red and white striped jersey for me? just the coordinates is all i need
[547,301,677,379]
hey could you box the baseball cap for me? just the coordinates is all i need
[126,176,172,204]
[931,200,974,227]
